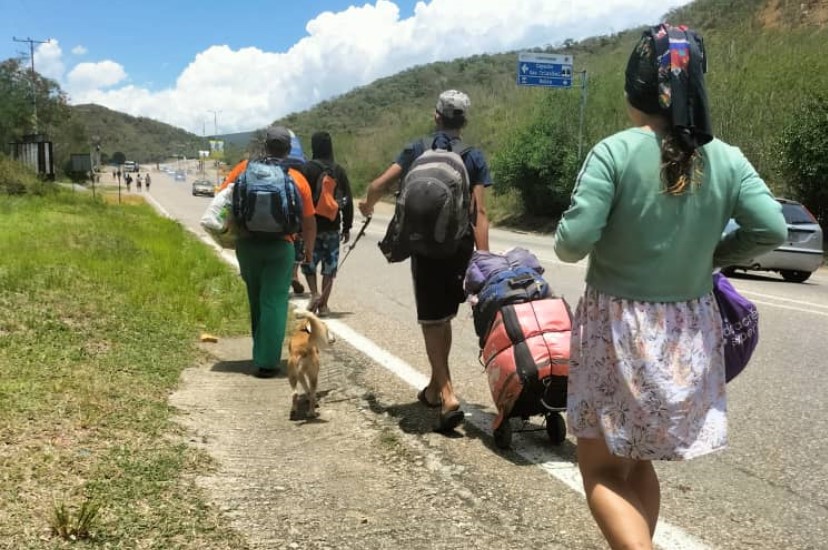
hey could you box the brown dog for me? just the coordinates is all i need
[287,309,335,420]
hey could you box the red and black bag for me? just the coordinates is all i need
[481,298,572,432]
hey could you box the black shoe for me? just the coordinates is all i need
[291,280,305,294]
[254,368,279,379]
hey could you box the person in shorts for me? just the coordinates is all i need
[301,131,354,316]
[359,90,492,432]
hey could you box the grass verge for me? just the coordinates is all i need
[0,190,251,548]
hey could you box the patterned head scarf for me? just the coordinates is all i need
[625,24,712,150]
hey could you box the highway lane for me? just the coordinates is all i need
[147,166,828,549]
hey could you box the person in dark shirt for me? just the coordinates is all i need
[359,90,493,432]
[301,131,354,316]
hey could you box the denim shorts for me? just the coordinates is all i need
[301,230,341,277]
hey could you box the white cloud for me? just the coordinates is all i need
[33,40,64,82]
[60,0,693,133]
[71,45,88,55]
[67,60,127,93]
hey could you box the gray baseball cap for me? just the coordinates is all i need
[436,90,470,119]
[265,125,292,148]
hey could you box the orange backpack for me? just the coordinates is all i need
[309,161,342,221]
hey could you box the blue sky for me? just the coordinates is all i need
[1,0,691,134]
[1,0,418,90]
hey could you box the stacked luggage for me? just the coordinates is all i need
[464,248,572,449]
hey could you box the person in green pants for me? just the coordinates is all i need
[233,126,317,378]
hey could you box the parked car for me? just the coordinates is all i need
[191,179,215,197]
[174,171,186,181]
[722,198,824,283]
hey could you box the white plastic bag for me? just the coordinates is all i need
[200,183,237,248]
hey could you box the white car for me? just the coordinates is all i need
[722,198,824,283]
[191,179,215,197]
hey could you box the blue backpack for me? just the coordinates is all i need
[473,266,551,345]
[232,158,303,239]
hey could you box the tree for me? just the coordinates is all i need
[491,94,581,219]
[781,96,828,223]
[0,58,69,146]
[111,151,126,165]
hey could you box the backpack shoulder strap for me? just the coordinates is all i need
[418,136,433,154]
[450,139,472,157]
[309,158,336,176]
[307,158,324,170]
[422,135,472,157]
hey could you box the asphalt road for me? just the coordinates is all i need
[146,166,828,549]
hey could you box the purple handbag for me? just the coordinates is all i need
[712,272,759,382]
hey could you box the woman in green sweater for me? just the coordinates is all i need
[554,25,786,549]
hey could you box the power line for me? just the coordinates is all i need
[12,36,50,134]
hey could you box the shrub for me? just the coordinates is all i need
[0,153,52,195]
[491,100,581,219]
[781,96,828,223]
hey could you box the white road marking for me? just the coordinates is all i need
[144,192,239,269]
[741,290,828,310]
[752,298,828,318]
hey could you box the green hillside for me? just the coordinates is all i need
[71,104,208,165]
[270,0,828,221]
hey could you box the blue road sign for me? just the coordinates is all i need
[517,52,573,88]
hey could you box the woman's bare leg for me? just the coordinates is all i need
[577,437,656,550]
[629,460,660,536]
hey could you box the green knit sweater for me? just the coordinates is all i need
[554,128,787,301]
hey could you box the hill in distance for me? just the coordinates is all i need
[68,0,827,220]
[71,103,208,164]
[269,0,828,204]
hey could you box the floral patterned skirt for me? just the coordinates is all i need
[567,286,727,460]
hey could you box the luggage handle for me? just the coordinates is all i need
[508,274,535,289]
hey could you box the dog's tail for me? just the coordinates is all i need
[294,309,335,348]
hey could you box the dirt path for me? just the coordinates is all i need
[170,334,603,550]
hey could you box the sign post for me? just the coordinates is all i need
[516,52,588,160]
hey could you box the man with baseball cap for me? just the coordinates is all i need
[359,89,492,432]
[219,125,317,378]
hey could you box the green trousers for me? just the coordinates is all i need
[235,239,294,371]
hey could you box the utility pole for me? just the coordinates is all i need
[13,36,50,134]
[207,109,221,136]
[206,110,222,186]
[577,70,588,162]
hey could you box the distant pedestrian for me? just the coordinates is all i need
[125,174,132,192]
[112,170,116,181]
[144,173,151,191]
[137,173,143,191]
[116,170,122,184]
[553,24,787,549]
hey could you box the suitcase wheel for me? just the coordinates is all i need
[545,413,566,445]
[493,419,512,449]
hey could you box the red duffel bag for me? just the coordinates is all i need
[481,297,572,432]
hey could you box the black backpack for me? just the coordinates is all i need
[379,137,473,262]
